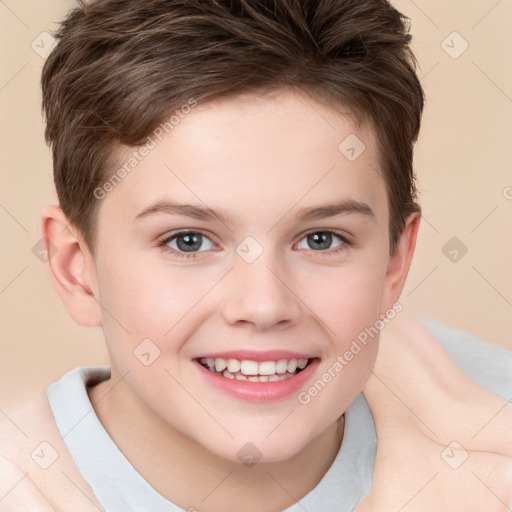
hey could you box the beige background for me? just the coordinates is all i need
[1,0,511,410]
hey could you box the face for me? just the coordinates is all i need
[90,89,398,463]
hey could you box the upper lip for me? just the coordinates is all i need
[194,350,317,362]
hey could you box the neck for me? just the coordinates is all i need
[88,371,345,512]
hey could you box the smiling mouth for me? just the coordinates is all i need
[197,357,313,382]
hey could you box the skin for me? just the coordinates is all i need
[357,315,512,511]
[39,88,420,511]
[1,318,511,511]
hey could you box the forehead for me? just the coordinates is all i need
[101,89,387,228]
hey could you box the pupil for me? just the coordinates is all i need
[309,232,331,250]
[177,233,202,252]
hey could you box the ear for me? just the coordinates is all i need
[40,204,102,327]
[380,211,421,314]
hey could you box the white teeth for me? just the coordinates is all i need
[287,359,298,373]
[276,359,288,374]
[199,356,311,379]
[214,358,227,372]
[227,358,241,373]
[258,361,277,375]
[240,360,259,376]
[223,369,295,382]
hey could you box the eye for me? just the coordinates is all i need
[159,230,215,257]
[296,230,348,253]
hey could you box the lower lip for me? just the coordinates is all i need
[193,359,320,402]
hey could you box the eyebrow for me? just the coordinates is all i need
[294,199,374,222]
[134,198,374,225]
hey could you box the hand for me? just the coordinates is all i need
[357,314,512,511]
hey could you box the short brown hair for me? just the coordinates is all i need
[42,0,424,255]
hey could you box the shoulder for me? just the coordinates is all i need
[419,317,512,400]
[0,369,103,511]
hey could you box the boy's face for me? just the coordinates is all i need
[85,89,410,462]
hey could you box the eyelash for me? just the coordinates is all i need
[157,229,350,260]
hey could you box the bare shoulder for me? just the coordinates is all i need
[0,391,101,512]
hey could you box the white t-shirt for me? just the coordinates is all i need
[46,318,512,512]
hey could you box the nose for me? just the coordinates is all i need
[220,251,302,332]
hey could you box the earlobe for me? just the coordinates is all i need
[40,205,102,327]
[380,211,421,314]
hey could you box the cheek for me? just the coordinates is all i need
[95,257,225,372]
[98,259,201,332]
[295,262,384,410]
[303,259,387,340]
